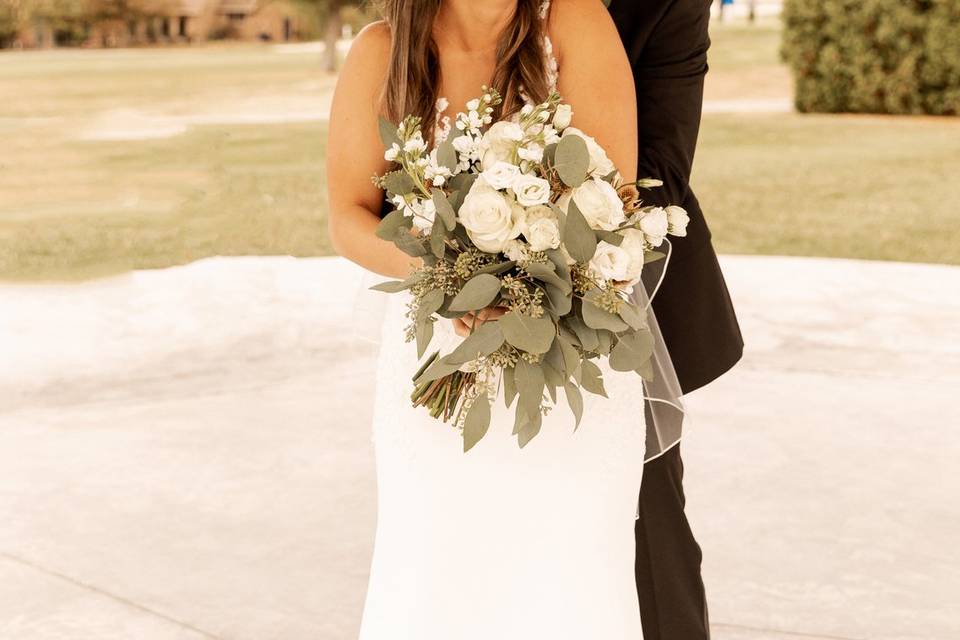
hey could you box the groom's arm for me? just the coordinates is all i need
[610,0,711,208]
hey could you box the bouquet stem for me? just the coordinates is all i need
[410,369,475,425]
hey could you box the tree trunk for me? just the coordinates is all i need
[322,0,343,73]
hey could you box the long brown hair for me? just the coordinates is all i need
[377,0,551,138]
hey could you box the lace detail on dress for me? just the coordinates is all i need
[540,0,559,92]
[434,97,453,144]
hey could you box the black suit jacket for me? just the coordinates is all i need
[609,0,743,394]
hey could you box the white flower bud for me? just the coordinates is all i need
[665,205,689,237]
[553,104,573,131]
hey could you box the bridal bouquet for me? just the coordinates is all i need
[372,88,688,451]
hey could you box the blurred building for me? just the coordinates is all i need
[10,0,306,49]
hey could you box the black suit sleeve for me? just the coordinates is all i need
[612,0,711,208]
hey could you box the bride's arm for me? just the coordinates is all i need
[549,0,638,183]
[326,23,423,279]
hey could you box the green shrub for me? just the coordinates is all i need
[782,0,960,115]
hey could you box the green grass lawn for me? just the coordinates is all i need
[696,112,960,264]
[1,36,958,281]
[705,22,793,101]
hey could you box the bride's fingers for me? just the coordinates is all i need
[458,307,507,333]
[452,318,470,338]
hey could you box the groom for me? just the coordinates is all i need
[606,0,744,638]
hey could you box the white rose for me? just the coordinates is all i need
[481,160,521,190]
[665,205,689,237]
[519,205,561,251]
[562,127,616,176]
[459,181,521,253]
[590,241,632,282]
[619,229,647,284]
[511,173,551,207]
[553,104,573,131]
[557,176,626,231]
[478,121,523,170]
[639,207,669,247]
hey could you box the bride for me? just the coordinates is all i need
[327,0,647,637]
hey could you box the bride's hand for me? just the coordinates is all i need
[452,306,507,338]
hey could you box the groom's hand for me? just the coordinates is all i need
[452,306,507,338]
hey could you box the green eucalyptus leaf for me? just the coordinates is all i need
[463,396,491,452]
[563,200,598,263]
[545,284,573,317]
[383,171,415,196]
[378,116,402,149]
[412,351,438,382]
[644,250,667,264]
[523,261,572,294]
[618,300,647,331]
[512,403,527,435]
[430,214,447,258]
[473,260,517,276]
[394,232,429,257]
[636,357,655,381]
[375,209,409,241]
[544,339,567,381]
[448,274,502,312]
[543,142,558,166]
[415,318,434,358]
[554,134,589,187]
[579,359,607,397]
[545,248,571,280]
[596,229,625,247]
[503,365,518,408]
[437,137,459,173]
[415,356,461,384]
[445,322,505,364]
[432,189,457,231]
[543,361,564,394]
[515,358,546,425]
[369,280,408,293]
[448,173,477,211]
[517,410,542,448]
[609,330,655,372]
[557,334,581,374]
[417,289,445,322]
[564,382,584,430]
[567,315,599,352]
[500,312,556,354]
[596,329,613,355]
[582,291,629,332]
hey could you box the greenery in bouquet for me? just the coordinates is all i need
[372,87,689,451]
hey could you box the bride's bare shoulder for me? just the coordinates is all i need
[335,21,392,101]
[546,0,622,64]
[350,19,392,58]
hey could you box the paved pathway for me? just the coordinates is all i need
[2,255,959,639]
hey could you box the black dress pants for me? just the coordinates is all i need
[635,444,710,639]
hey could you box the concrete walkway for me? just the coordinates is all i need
[1,255,959,640]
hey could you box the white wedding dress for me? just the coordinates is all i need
[359,4,646,637]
